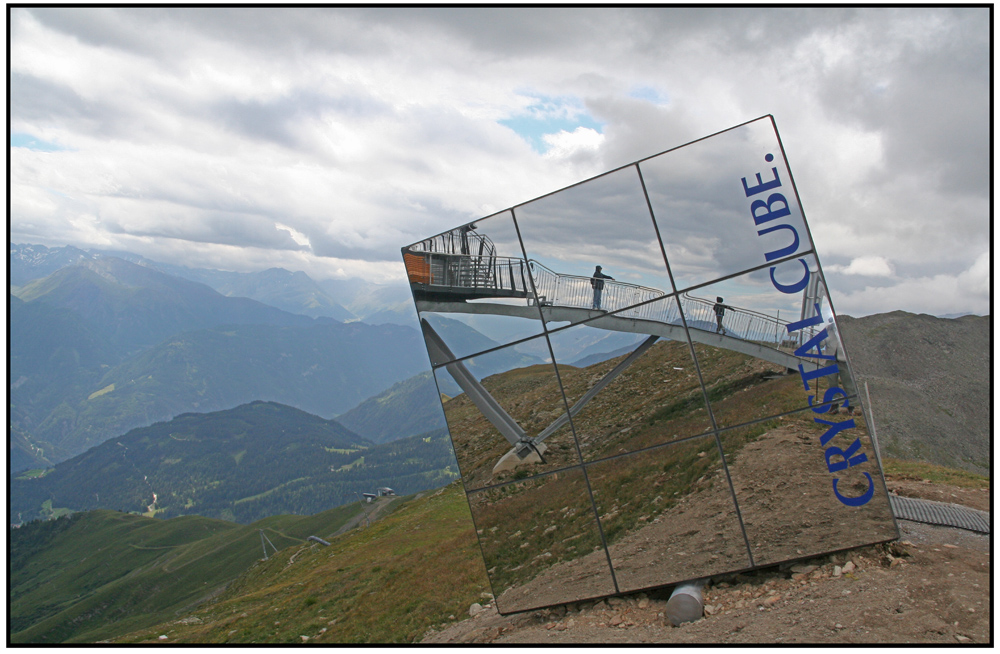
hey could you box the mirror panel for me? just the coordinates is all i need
[683,255,862,431]
[434,336,583,491]
[545,297,714,462]
[719,406,897,566]
[407,211,544,363]
[408,117,897,610]
[469,467,616,614]
[640,117,814,293]
[515,166,674,329]
[586,434,751,593]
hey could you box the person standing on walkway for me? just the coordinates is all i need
[713,297,729,333]
[591,266,614,310]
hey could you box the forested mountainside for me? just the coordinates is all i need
[11,401,458,524]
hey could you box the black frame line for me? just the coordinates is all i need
[422,249,823,371]
[460,391,870,497]
[637,162,758,570]
[768,116,901,541]
[400,115,774,253]
[512,205,622,596]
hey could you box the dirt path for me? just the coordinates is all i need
[333,495,403,537]
[423,488,990,644]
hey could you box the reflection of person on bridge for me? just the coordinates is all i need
[591,266,614,310]
[713,297,729,334]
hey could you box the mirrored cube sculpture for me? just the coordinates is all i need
[403,115,898,614]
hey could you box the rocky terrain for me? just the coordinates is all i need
[838,311,990,476]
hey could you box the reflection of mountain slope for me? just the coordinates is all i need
[446,340,790,490]
[447,341,895,612]
[423,314,544,378]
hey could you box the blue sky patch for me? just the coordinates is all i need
[500,96,604,153]
[11,133,66,152]
[629,85,670,105]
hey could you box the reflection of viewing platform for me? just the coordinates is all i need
[404,236,829,374]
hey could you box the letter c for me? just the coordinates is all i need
[770,258,809,294]
[832,473,874,506]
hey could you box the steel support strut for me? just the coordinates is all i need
[532,335,660,447]
[422,320,536,458]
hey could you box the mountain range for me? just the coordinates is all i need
[9,249,435,471]
[11,401,458,525]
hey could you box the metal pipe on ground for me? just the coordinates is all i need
[664,579,706,626]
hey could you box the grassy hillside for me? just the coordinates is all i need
[110,482,488,644]
[10,502,366,644]
[11,402,459,524]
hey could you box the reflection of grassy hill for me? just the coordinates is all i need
[445,339,799,489]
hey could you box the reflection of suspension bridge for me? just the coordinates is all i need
[404,232,842,472]
[404,232,826,359]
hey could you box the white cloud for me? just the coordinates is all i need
[832,251,990,317]
[542,127,605,160]
[7,7,990,315]
[827,256,894,277]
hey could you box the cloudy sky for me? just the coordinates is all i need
[9,7,991,316]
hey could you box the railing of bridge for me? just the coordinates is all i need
[528,261,667,315]
[528,261,821,351]
[410,228,497,259]
[407,239,825,356]
[680,292,820,349]
[412,251,533,296]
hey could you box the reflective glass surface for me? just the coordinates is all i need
[406,116,896,612]
[719,406,896,566]
[641,118,813,292]
[546,298,713,462]
[407,211,543,363]
[434,336,583,490]
[587,434,751,593]
[515,167,674,329]
[469,467,616,614]
[685,255,861,430]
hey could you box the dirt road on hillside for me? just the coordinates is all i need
[333,496,404,537]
